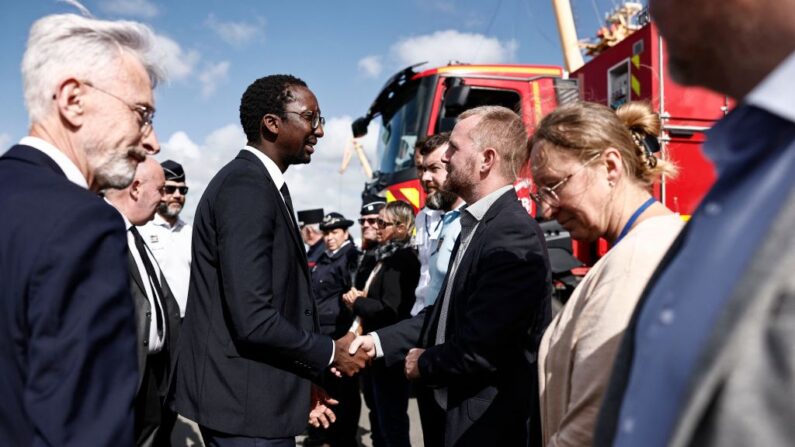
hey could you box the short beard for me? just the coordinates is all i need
[86,142,142,190]
[158,202,183,218]
[425,189,458,211]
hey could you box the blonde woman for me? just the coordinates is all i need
[531,101,684,446]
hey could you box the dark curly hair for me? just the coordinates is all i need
[239,74,307,143]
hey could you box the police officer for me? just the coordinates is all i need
[308,212,360,447]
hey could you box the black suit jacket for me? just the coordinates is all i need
[172,150,333,438]
[128,248,181,392]
[378,189,552,446]
[0,145,138,446]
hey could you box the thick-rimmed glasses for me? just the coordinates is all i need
[284,111,325,130]
[358,217,378,226]
[83,81,155,136]
[531,153,601,207]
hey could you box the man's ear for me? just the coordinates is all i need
[480,147,497,173]
[54,78,85,129]
[261,114,281,137]
[129,179,141,201]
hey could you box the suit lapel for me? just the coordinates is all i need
[235,150,310,278]
[422,189,516,346]
[127,249,146,294]
[668,186,795,447]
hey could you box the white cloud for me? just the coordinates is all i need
[198,61,230,98]
[151,34,200,81]
[98,0,159,18]
[206,14,264,47]
[0,133,10,150]
[357,55,383,79]
[390,29,518,68]
[157,124,247,222]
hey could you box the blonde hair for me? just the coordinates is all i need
[458,105,528,180]
[530,101,677,186]
[384,201,415,240]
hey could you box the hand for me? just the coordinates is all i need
[308,385,338,429]
[348,334,377,358]
[342,288,364,310]
[405,348,425,380]
[332,332,369,377]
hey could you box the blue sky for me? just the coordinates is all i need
[0,0,620,229]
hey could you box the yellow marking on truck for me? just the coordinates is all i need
[400,188,421,209]
[532,81,543,125]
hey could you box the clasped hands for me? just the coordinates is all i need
[331,333,425,380]
[341,287,365,310]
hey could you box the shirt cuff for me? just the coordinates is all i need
[328,339,335,366]
[370,331,385,358]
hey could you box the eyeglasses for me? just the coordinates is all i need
[376,218,396,229]
[284,111,325,130]
[163,185,189,195]
[82,81,155,137]
[358,217,378,226]
[531,153,601,208]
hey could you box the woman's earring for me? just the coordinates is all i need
[608,181,614,187]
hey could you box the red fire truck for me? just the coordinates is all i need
[351,10,729,298]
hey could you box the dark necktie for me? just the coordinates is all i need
[129,226,164,337]
[280,183,298,228]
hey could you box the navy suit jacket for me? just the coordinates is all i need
[172,150,333,438]
[0,145,138,446]
[378,189,552,446]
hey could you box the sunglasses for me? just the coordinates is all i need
[358,217,378,226]
[163,185,189,195]
[376,219,397,229]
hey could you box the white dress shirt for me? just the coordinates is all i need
[106,200,166,353]
[139,214,192,317]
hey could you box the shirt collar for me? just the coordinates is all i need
[153,212,184,230]
[243,145,284,190]
[20,136,88,189]
[104,197,133,230]
[463,184,513,222]
[746,50,795,123]
[325,240,351,257]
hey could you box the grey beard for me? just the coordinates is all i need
[425,189,458,211]
[158,202,182,218]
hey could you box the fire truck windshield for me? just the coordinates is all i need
[375,77,432,174]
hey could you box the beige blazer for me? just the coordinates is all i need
[538,214,683,447]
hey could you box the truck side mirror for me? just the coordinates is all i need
[443,85,471,115]
[351,116,371,138]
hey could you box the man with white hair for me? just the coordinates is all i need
[0,13,163,446]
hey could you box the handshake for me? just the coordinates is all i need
[330,332,425,380]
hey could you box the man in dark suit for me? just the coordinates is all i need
[594,1,795,447]
[350,106,552,446]
[106,156,182,446]
[172,74,368,446]
[0,13,163,447]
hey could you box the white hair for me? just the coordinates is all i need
[21,13,165,123]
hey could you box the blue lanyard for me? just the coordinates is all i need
[613,197,656,246]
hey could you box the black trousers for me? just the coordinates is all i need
[135,350,172,447]
[361,361,411,447]
[414,384,445,447]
